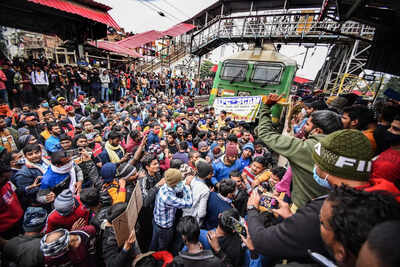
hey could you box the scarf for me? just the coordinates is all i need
[25,158,50,174]
[51,161,76,193]
[40,229,70,257]
[105,141,124,163]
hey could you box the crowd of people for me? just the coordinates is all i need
[0,58,400,267]
[0,59,212,108]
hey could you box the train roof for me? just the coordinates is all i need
[226,45,297,66]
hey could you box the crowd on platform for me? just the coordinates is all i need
[0,59,212,108]
[0,58,399,267]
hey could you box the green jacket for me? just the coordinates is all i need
[257,104,329,208]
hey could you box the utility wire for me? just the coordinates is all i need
[160,0,191,19]
[135,0,177,23]
[142,0,184,22]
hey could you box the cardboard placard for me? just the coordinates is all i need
[112,182,143,247]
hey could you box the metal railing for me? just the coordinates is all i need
[191,12,375,54]
[139,40,190,72]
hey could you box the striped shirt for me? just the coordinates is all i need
[154,183,193,228]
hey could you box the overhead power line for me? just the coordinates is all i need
[135,0,177,23]
[142,0,184,22]
[160,0,191,19]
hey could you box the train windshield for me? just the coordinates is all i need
[220,60,248,82]
[251,62,284,84]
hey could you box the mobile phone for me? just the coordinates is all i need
[259,191,279,212]
[308,250,337,267]
[65,148,80,158]
[229,216,247,238]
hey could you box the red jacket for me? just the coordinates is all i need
[0,181,23,233]
[45,198,90,233]
[372,148,400,184]
[356,178,400,202]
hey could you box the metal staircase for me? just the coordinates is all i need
[190,11,375,56]
[137,40,190,73]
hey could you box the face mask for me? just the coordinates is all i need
[313,167,332,190]
[41,102,49,108]
[16,158,26,166]
[384,130,400,146]
[200,151,208,158]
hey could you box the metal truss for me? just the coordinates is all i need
[190,11,375,56]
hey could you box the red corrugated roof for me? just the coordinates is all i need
[28,0,120,29]
[115,23,195,50]
[88,41,143,58]
[117,30,165,49]
[162,23,195,37]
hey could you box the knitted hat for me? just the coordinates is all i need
[101,162,117,182]
[165,168,183,187]
[18,127,30,137]
[54,190,75,216]
[328,96,348,112]
[18,134,33,149]
[117,162,136,180]
[243,142,254,152]
[198,141,208,150]
[195,158,213,178]
[23,207,47,232]
[312,129,373,181]
[226,143,239,158]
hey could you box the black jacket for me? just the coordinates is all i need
[3,234,44,267]
[171,250,224,267]
[247,197,329,262]
[102,226,138,267]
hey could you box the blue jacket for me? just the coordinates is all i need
[40,167,69,190]
[98,147,124,164]
[238,156,251,173]
[146,131,160,150]
[14,165,44,206]
[211,156,241,185]
[45,135,60,153]
[203,192,232,230]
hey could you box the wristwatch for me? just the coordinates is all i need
[247,205,258,211]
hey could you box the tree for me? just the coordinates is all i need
[384,76,400,93]
[200,60,215,79]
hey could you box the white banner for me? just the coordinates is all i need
[213,96,262,122]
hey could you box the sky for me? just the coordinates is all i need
[97,0,328,80]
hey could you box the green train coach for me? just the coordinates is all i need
[209,45,297,123]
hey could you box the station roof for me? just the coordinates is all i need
[28,0,120,29]
[117,23,195,49]
[336,0,400,28]
[117,30,165,49]
[162,23,196,37]
[0,0,119,41]
[88,41,143,58]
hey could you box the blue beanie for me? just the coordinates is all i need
[23,207,47,232]
[243,142,254,152]
[101,162,117,182]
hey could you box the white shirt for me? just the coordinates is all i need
[31,71,49,85]
[183,177,210,224]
